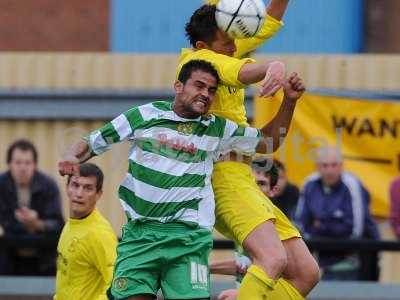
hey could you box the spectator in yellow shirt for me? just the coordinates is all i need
[54,163,117,300]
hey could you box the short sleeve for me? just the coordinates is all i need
[86,107,144,155]
[217,118,261,156]
[234,14,284,58]
[178,48,255,89]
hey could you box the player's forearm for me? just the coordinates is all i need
[64,140,93,163]
[238,61,270,85]
[210,259,237,275]
[257,96,296,153]
[267,0,289,21]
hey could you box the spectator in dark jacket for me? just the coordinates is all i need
[296,146,380,280]
[390,176,400,239]
[0,139,64,275]
[270,159,299,220]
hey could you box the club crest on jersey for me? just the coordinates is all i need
[177,123,193,136]
[113,277,128,291]
[67,237,78,253]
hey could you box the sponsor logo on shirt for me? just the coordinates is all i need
[159,134,197,155]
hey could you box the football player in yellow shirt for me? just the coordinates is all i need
[177,1,320,300]
[54,163,117,300]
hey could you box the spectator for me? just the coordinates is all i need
[0,139,64,275]
[251,157,279,198]
[296,146,380,280]
[270,159,299,220]
[55,163,117,300]
[390,176,400,239]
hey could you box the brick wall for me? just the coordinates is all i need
[0,0,109,51]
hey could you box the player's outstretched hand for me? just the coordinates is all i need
[218,289,238,300]
[259,61,285,97]
[283,72,306,102]
[58,156,80,177]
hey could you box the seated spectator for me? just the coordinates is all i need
[0,139,64,275]
[390,176,400,239]
[55,163,117,300]
[270,159,299,220]
[296,146,380,280]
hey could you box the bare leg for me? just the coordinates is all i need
[242,220,287,280]
[281,237,320,296]
[242,223,319,298]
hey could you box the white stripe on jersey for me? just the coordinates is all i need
[89,130,110,155]
[128,148,211,177]
[121,173,202,204]
[111,113,132,141]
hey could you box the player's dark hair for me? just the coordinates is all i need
[273,159,286,172]
[67,163,104,192]
[251,158,279,189]
[185,5,219,47]
[178,59,220,85]
[7,139,38,164]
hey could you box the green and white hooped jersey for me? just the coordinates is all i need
[87,101,261,230]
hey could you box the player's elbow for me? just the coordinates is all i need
[256,134,281,154]
[238,61,268,85]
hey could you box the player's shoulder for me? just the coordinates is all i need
[136,100,172,112]
[203,114,232,137]
[88,211,116,239]
[180,47,225,62]
[150,100,173,111]
[89,222,117,245]
[209,114,242,129]
[126,101,173,121]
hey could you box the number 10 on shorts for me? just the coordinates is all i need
[190,262,208,289]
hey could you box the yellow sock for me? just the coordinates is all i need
[266,278,305,300]
[237,265,277,300]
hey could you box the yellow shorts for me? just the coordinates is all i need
[212,161,301,245]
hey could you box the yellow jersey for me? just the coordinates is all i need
[54,209,117,300]
[177,15,283,126]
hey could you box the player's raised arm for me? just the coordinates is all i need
[58,140,91,176]
[267,0,290,21]
[257,72,305,153]
[182,4,286,96]
[237,60,286,97]
[234,0,289,58]
[59,106,143,176]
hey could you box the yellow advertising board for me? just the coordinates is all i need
[254,91,400,217]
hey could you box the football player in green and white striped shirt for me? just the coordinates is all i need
[58,59,305,300]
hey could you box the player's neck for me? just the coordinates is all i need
[172,102,201,120]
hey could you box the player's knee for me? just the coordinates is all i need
[306,257,321,288]
[297,255,320,294]
[270,250,288,275]
[255,249,288,278]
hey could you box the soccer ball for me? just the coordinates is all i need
[215,0,266,39]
